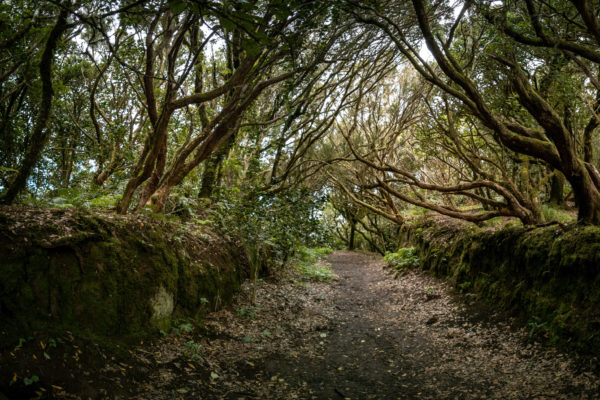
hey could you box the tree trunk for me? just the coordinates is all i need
[136,134,168,211]
[198,156,219,199]
[571,162,600,223]
[60,147,73,188]
[198,134,235,199]
[148,184,172,213]
[348,217,356,250]
[584,114,598,164]
[149,119,242,212]
[116,110,172,214]
[549,170,565,206]
[198,28,241,200]
[580,91,600,165]
[0,7,69,204]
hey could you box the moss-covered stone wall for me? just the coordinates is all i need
[0,207,250,347]
[398,219,600,355]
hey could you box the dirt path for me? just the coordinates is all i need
[293,252,599,399]
[28,251,598,399]
[105,250,597,400]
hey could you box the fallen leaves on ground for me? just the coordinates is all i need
[5,250,598,399]
[127,251,600,399]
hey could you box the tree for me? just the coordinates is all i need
[95,0,346,213]
[350,0,600,223]
[0,2,71,203]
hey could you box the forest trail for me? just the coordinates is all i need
[79,251,598,399]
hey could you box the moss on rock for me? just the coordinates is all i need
[399,219,600,356]
[0,207,250,348]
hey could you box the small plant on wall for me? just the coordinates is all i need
[383,247,420,277]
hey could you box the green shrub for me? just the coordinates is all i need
[384,247,420,276]
[297,262,338,282]
[294,246,336,281]
[212,187,334,270]
[88,194,121,209]
[296,246,333,264]
[541,204,575,224]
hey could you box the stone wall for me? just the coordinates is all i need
[398,219,600,355]
[0,207,250,346]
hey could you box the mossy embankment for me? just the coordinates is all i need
[0,206,251,348]
[398,219,600,355]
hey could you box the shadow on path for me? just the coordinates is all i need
[126,251,599,400]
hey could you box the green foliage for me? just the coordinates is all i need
[14,337,28,350]
[527,316,548,339]
[184,340,202,353]
[541,205,575,224]
[164,184,203,217]
[23,375,39,386]
[457,281,472,293]
[293,246,337,282]
[178,322,194,333]
[212,186,333,269]
[169,321,195,336]
[23,187,123,211]
[88,194,121,209]
[236,306,258,319]
[297,262,338,282]
[296,246,333,263]
[384,247,420,276]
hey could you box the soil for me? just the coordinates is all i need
[2,251,599,399]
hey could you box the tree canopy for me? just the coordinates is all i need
[2,0,600,252]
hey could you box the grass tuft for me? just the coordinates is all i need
[294,246,337,282]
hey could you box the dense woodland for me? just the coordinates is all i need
[2,0,600,255]
[3,1,600,397]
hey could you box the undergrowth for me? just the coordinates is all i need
[541,204,575,224]
[384,247,420,277]
[293,247,337,282]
